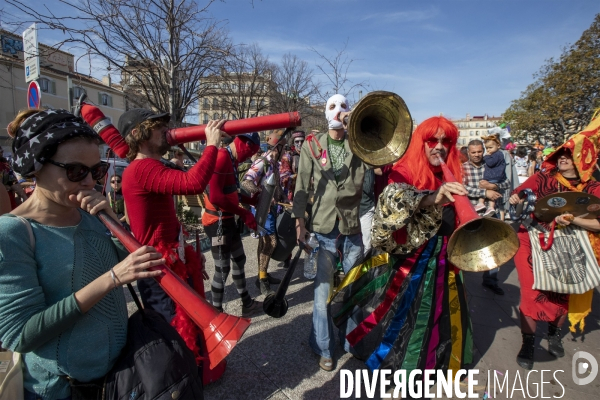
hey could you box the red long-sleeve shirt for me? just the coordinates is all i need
[123,146,218,247]
[201,148,255,227]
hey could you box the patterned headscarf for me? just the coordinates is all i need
[542,112,600,183]
[11,109,98,177]
[292,130,305,139]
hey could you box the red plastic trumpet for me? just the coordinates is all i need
[436,155,519,272]
[97,211,250,369]
[166,112,301,145]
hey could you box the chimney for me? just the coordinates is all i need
[466,113,471,121]
[102,75,112,87]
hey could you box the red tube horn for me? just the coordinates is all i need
[97,211,250,369]
[166,112,301,145]
[436,156,519,272]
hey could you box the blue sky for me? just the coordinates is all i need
[8,0,599,123]
[206,0,599,122]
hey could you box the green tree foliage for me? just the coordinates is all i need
[504,14,600,145]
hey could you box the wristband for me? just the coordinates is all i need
[110,268,118,289]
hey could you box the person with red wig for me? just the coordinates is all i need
[333,116,474,395]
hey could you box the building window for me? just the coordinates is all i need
[212,98,218,107]
[475,123,479,128]
[250,99,256,107]
[98,92,113,107]
[476,131,479,135]
[213,113,219,120]
[470,131,474,136]
[203,113,209,124]
[259,99,265,107]
[231,84,237,90]
[73,86,86,100]
[240,84,246,91]
[203,98,209,109]
[39,77,56,94]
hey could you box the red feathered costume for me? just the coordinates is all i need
[122,151,218,360]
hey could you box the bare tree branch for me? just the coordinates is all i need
[7,0,232,124]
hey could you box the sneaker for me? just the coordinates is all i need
[475,203,486,212]
[483,207,496,217]
[241,299,262,318]
[266,273,281,285]
[255,278,275,296]
[254,273,281,286]
[482,282,505,295]
[319,356,334,371]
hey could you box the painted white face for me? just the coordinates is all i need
[325,94,349,130]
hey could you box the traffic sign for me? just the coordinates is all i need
[27,81,41,109]
[23,23,40,83]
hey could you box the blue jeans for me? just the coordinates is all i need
[310,222,363,359]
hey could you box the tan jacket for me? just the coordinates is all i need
[291,132,366,235]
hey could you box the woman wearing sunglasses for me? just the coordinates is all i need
[0,109,164,400]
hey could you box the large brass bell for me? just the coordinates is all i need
[346,91,413,167]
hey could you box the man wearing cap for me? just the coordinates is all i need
[115,109,224,359]
[202,132,262,316]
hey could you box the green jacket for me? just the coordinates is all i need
[292,132,366,235]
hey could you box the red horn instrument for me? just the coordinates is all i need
[436,155,519,272]
[97,211,250,369]
[166,112,301,145]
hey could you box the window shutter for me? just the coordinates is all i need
[108,95,113,107]
[50,80,56,95]
[98,92,102,104]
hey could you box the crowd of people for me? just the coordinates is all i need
[1,94,599,399]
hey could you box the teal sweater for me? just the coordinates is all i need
[0,211,129,399]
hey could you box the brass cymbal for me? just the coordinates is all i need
[534,192,600,222]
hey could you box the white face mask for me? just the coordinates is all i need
[325,94,349,130]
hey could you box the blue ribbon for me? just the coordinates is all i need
[365,237,438,371]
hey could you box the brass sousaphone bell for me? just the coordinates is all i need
[345,91,413,167]
[437,156,520,272]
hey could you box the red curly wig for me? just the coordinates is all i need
[389,116,462,190]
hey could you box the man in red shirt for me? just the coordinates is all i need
[118,109,223,357]
[202,132,261,316]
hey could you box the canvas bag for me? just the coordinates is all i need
[529,223,600,294]
[0,350,23,400]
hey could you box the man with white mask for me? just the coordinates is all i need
[292,93,367,371]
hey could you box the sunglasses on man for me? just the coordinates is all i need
[46,159,109,182]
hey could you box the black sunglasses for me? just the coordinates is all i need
[111,179,121,184]
[46,159,109,182]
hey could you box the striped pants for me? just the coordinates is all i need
[205,218,252,309]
